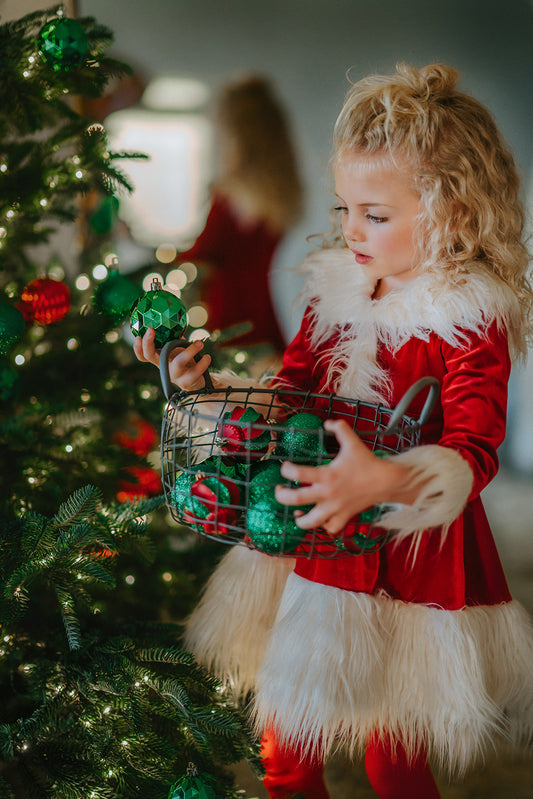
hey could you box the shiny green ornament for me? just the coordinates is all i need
[130,279,187,349]
[0,300,25,356]
[92,269,142,325]
[168,763,223,799]
[276,411,328,464]
[38,17,89,72]
[246,498,306,554]
[246,461,309,554]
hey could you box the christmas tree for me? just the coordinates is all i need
[0,6,259,797]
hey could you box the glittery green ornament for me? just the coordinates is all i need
[130,280,187,348]
[276,411,328,464]
[0,300,25,356]
[246,461,309,554]
[246,498,306,554]
[38,17,89,72]
[168,763,223,799]
[92,269,142,325]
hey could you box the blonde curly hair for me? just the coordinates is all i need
[327,62,532,353]
[214,75,303,233]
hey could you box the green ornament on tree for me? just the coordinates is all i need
[92,268,142,325]
[0,299,26,356]
[89,195,120,235]
[276,411,328,464]
[38,16,89,72]
[0,360,19,402]
[168,763,223,799]
[130,278,187,349]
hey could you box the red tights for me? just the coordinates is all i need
[260,730,442,799]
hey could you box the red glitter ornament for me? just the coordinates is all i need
[21,277,71,325]
[116,465,162,503]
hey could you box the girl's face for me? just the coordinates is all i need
[334,150,422,294]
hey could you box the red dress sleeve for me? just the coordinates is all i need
[438,321,511,501]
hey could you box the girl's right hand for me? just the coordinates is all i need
[133,328,212,391]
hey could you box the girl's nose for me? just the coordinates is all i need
[345,221,365,243]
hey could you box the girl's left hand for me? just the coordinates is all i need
[274,419,407,534]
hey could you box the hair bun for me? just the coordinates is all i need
[396,62,459,98]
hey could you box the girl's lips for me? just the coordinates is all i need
[354,252,372,265]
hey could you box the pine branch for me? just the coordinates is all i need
[56,587,81,650]
[50,485,101,530]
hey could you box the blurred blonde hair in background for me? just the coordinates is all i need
[214,74,304,233]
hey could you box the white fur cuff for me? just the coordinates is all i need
[379,445,473,542]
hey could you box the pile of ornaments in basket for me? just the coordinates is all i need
[170,404,385,556]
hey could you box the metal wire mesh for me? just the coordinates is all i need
[160,380,438,559]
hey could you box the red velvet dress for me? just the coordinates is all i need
[179,192,285,349]
[276,307,512,610]
[183,249,533,778]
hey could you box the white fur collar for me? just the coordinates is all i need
[297,247,520,403]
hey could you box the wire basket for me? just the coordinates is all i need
[158,340,440,558]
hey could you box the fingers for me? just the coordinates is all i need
[169,340,211,390]
[275,481,320,507]
[280,461,322,483]
[134,328,160,366]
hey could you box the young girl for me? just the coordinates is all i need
[134,63,533,798]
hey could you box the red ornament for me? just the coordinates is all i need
[117,465,162,503]
[112,415,158,457]
[88,546,118,559]
[217,406,271,458]
[21,277,71,325]
[183,474,241,535]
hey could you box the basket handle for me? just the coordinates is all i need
[159,339,214,400]
[382,376,440,435]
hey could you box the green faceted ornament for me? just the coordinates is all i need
[92,269,142,325]
[38,17,89,72]
[0,300,25,356]
[168,763,223,799]
[276,411,328,464]
[130,283,187,349]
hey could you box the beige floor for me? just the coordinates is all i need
[231,467,533,798]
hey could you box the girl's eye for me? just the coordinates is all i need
[367,214,387,223]
[333,205,347,213]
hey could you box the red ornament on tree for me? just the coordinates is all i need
[21,277,71,324]
[112,414,158,457]
[116,465,162,503]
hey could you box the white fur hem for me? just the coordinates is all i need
[183,545,294,695]
[379,445,474,546]
[252,573,533,776]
